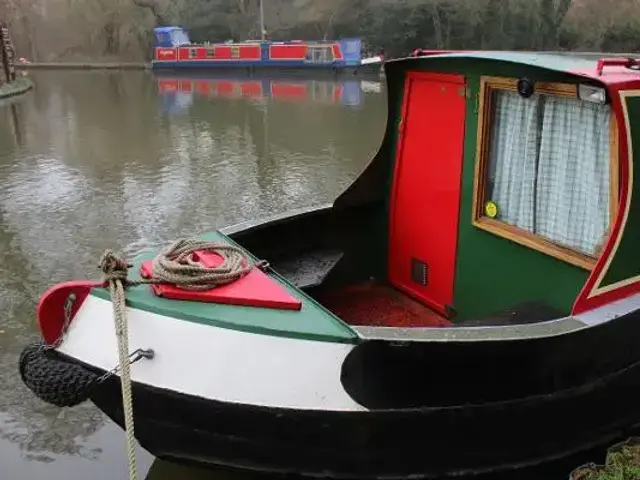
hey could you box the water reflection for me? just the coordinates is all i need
[0,70,386,478]
[155,74,382,115]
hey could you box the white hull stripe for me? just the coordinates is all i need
[57,295,366,411]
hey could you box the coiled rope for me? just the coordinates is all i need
[98,238,260,480]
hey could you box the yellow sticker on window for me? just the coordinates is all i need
[485,201,498,218]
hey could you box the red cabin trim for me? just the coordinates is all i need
[572,83,640,314]
[177,45,261,61]
[269,44,307,60]
[332,45,343,60]
[155,47,177,61]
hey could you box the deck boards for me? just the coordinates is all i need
[314,281,453,328]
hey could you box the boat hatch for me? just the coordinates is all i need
[389,72,466,318]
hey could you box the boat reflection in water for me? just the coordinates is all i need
[155,74,380,115]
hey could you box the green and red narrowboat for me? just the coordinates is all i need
[19,51,640,478]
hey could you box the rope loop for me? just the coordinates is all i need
[99,249,131,283]
[149,238,254,290]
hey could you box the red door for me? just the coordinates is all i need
[388,72,466,317]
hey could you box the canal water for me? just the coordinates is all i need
[0,70,386,479]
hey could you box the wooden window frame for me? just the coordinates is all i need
[206,48,215,59]
[471,76,619,271]
[231,46,240,59]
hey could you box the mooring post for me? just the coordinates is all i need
[0,23,6,84]
[0,22,15,83]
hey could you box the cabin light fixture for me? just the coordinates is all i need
[517,77,535,98]
[578,84,607,104]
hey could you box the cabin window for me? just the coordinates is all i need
[306,46,333,63]
[206,48,215,59]
[188,48,197,59]
[231,46,240,59]
[473,77,618,270]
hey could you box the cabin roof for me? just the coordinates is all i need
[391,51,640,86]
[154,26,183,33]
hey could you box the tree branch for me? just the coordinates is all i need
[132,0,167,25]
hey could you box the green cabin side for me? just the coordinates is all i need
[373,54,621,322]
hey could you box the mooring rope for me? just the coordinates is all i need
[98,238,259,480]
[101,252,139,480]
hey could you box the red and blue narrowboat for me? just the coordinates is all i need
[151,26,383,75]
[19,51,640,479]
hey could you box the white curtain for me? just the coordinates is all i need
[489,91,541,232]
[535,96,610,255]
[487,90,611,257]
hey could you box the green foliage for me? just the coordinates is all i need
[572,443,640,480]
[7,0,640,61]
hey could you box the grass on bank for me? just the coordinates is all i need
[572,442,640,480]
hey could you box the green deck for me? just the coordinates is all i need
[90,231,359,344]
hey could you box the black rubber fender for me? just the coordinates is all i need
[19,341,100,407]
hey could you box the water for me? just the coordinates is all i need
[0,70,386,479]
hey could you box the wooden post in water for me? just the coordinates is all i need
[0,22,6,85]
[0,22,15,83]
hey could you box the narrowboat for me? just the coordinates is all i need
[151,26,383,75]
[156,75,373,112]
[19,51,640,479]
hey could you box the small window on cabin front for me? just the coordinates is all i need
[189,48,197,59]
[473,76,618,270]
[306,46,333,63]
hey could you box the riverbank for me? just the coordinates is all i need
[15,62,150,70]
[0,76,34,99]
[570,438,640,480]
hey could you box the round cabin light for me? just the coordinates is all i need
[517,77,535,98]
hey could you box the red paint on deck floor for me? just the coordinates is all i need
[315,282,452,328]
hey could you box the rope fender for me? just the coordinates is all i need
[19,341,100,407]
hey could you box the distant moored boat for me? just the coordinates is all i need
[150,26,384,75]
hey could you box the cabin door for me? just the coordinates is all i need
[389,72,466,317]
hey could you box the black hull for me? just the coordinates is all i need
[85,354,640,480]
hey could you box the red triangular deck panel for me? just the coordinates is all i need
[140,250,302,311]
